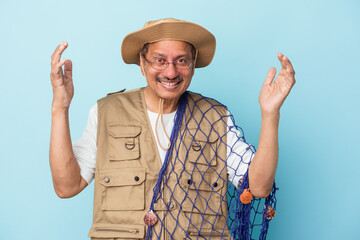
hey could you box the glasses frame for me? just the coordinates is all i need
[142,54,194,71]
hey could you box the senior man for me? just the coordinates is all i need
[50,18,295,239]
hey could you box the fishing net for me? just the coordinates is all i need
[146,91,278,239]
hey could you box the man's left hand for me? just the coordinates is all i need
[259,52,296,117]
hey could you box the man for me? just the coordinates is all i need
[50,18,295,239]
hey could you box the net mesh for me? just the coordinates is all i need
[146,91,277,239]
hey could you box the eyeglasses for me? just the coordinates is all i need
[142,55,193,70]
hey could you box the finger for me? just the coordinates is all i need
[50,59,66,81]
[285,57,295,76]
[263,67,276,86]
[64,59,73,83]
[278,52,295,76]
[58,59,66,67]
[278,52,287,69]
[53,59,66,73]
[51,42,68,66]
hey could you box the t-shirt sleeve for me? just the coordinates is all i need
[226,114,255,188]
[72,104,98,184]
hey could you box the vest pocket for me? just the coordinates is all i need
[180,171,224,215]
[88,223,145,239]
[108,124,141,161]
[182,127,219,167]
[99,168,145,210]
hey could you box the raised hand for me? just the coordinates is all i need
[259,53,296,116]
[248,53,295,197]
[50,42,73,109]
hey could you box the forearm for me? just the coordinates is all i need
[49,107,85,198]
[248,112,279,198]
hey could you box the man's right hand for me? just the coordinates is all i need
[49,42,88,198]
[50,42,73,109]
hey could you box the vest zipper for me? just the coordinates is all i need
[94,227,139,234]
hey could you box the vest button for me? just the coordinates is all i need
[134,176,140,181]
[187,179,192,185]
[169,203,175,210]
[104,177,110,183]
[213,182,218,187]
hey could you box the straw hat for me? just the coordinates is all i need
[121,18,216,68]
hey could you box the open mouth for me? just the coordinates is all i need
[159,81,180,86]
[156,76,184,89]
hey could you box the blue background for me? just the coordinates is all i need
[1,0,359,239]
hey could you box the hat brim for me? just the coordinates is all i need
[121,21,216,68]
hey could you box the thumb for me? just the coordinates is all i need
[263,67,276,86]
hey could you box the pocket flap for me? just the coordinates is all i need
[108,124,141,138]
[188,127,219,143]
[99,168,145,187]
[88,223,145,239]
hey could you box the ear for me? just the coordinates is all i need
[139,55,145,76]
[190,49,198,77]
[190,65,195,78]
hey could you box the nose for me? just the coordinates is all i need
[162,62,179,79]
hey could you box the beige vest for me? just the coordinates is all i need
[88,88,231,240]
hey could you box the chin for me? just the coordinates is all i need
[159,88,188,100]
[158,92,181,101]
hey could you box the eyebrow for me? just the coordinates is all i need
[150,52,191,59]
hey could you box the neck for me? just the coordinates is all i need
[143,87,180,113]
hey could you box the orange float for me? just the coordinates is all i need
[240,188,253,204]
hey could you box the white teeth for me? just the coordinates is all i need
[161,81,178,86]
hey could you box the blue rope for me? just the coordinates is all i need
[144,92,277,240]
[146,91,188,240]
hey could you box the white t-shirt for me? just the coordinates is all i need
[73,104,254,187]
